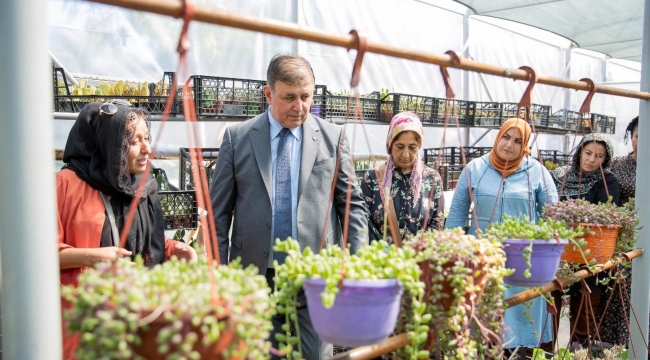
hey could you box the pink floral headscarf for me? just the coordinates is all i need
[382,112,425,204]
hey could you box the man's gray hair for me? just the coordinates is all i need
[267,54,315,91]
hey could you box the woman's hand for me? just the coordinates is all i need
[59,246,132,270]
[172,241,198,261]
[94,247,133,263]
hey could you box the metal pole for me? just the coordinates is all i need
[630,0,650,356]
[86,0,650,101]
[0,0,62,358]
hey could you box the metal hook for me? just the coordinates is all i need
[439,50,461,99]
[516,66,537,109]
[177,0,194,56]
[348,30,367,88]
[578,78,597,114]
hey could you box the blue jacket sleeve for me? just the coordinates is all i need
[444,167,472,230]
[536,164,559,215]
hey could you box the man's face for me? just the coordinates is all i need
[264,78,315,128]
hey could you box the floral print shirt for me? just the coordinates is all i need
[360,165,444,243]
[610,153,636,205]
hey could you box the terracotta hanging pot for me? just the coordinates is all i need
[562,223,620,264]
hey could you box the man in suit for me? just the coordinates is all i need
[210,54,368,359]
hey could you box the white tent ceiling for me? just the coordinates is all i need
[455,0,645,61]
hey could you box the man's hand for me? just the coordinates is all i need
[173,241,198,261]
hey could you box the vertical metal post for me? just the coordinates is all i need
[462,9,472,147]
[0,0,63,358]
[630,0,650,355]
[562,46,572,153]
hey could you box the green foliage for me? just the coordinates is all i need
[531,345,628,359]
[62,257,274,359]
[543,160,559,171]
[486,215,583,241]
[543,198,640,255]
[272,238,428,360]
[403,228,511,359]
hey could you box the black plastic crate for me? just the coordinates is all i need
[563,110,586,132]
[186,76,266,117]
[54,95,175,115]
[431,98,472,126]
[591,113,616,134]
[423,146,491,167]
[535,150,572,167]
[309,85,328,118]
[471,102,503,127]
[324,93,381,121]
[179,148,219,190]
[424,147,463,166]
[464,147,492,162]
[159,191,198,230]
[548,110,566,130]
[501,103,551,129]
[379,93,435,123]
[434,164,466,191]
[606,115,617,134]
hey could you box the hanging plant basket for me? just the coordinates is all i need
[419,255,490,312]
[131,308,244,360]
[562,223,620,264]
[503,238,568,286]
[303,278,404,347]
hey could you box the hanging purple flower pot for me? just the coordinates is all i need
[503,239,568,287]
[303,278,403,347]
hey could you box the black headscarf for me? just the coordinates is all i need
[63,102,165,267]
[550,133,614,199]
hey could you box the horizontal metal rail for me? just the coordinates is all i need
[87,0,650,101]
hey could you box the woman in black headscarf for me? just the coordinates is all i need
[57,101,196,358]
[549,132,620,349]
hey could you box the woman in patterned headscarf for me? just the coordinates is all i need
[360,112,444,244]
[549,132,620,349]
[550,132,620,206]
[593,117,637,347]
[445,117,558,354]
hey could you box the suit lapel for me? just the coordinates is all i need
[251,114,273,202]
[298,116,320,201]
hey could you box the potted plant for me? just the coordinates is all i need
[272,238,430,359]
[402,228,511,359]
[542,199,639,265]
[62,257,274,359]
[529,344,629,359]
[485,215,583,287]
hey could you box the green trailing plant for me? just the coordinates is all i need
[486,215,584,278]
[542,198,640,257]
[62,257,274,360]
[531,345,628,359]
[272,238,429,360]
[402,228,511,359]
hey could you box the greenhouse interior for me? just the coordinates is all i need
[0,0,649,359]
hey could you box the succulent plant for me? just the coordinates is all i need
[272,238,428,360]
[63,257,274,360]
[403,228,510,359]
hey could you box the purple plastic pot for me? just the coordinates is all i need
[303,278,403,347]
[503,239,568,287]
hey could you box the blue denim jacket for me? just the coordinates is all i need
[445,153,559,348]
[445,154,558,234]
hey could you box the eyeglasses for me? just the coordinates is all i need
[99,99,133,116]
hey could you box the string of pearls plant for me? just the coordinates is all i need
[403,228,511,359]
[62,257,274,360]
[272,238,429,359]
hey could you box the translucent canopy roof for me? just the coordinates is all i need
[455,0,645,61]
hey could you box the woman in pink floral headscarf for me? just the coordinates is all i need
[360,112,444,244]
